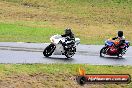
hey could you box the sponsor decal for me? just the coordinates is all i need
[76,67,131,85]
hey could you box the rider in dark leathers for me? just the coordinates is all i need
[61,28,75,50]
[112,31,125,54]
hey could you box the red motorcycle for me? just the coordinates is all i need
[100,39,130,57]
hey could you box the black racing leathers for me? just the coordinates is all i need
[112,36,125,54]
[61,33,75,51]
[112,36,125,46]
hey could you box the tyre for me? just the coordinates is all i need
[117,49,126,58]
[43,44,56,57]
[100,46,107,57]
[65,47,76,58]
[117,54,123,58]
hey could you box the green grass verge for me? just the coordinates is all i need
[0,64,132,75]
[0,0,132,44]
[0,22,63,43]
[0,64,132,88]
[0,22,105,44]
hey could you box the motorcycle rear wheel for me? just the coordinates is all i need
[65,47,76,58]
[43,44,56,57]
[117,48,126,58]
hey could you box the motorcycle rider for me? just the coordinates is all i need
[112,31,125,54]
[61,28,75,51]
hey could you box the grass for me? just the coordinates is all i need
[0,64,132,88]
[0,0,132,44]
[0,22,63,43]
[0,1,132,88]
[1,64,132,75]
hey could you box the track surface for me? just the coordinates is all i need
[0,42,132,65]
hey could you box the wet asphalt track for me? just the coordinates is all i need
[0,42,132,65]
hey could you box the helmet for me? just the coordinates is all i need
[118,31,123,37]
[65,28,72,35]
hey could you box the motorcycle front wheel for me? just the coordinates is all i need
[100,46,107,57]
[43,44,56,57]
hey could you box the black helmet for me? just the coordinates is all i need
[65,28,72,35]
[118,31,123,37]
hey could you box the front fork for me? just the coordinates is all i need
[103,46,109,54]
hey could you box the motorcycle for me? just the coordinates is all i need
[100,38,130,57]
[43,34,80,58]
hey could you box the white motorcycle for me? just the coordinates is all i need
[43,34,80,58]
